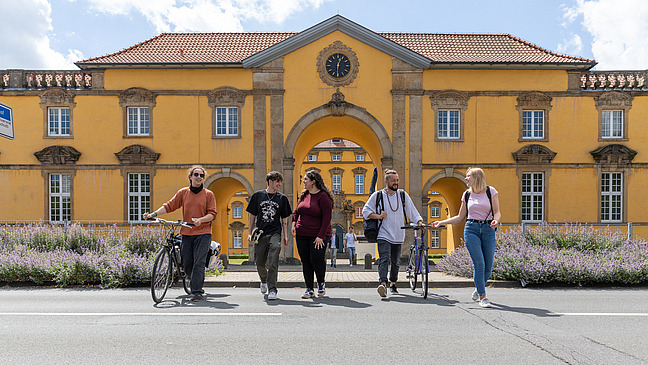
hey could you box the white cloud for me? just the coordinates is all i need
[564,0,648,70]
[87,0,329,32]
[557,33,583,55]
[0,0,83,69]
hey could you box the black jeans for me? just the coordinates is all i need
[296,235,327,290]
[181,234,211,295]
[377,239,401,284]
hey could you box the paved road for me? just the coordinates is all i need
[1,287,647,364]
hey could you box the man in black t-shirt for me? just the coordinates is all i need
[246,171,292,300]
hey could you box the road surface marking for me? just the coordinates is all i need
[557,313,648,316]
[0,312,282,317]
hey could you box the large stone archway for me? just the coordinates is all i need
[423,169,467,252]
[282,92,394,206]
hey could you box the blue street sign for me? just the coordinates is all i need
[0,102,14,140]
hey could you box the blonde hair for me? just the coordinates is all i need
[466,167,486,193]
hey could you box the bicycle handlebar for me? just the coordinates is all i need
[147,218,194,228]
[400,223,444,229]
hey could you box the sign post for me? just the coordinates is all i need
[0,102,14,140]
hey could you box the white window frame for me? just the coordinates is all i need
[308,154,318,162]
[331,154,341,162]
[355,154,365,162]
[128,173,150,222]
[48,107,71,136]
[437,109,460,139]
[127,107,150,136]
[233,206,242,219]
[601,110,623,139]
[522,110,545,139]
[601,172,622,222]
[216,107,239,136]
[430,230,440,249]
[354,174,364,194]
[521,172,544,222]
[233,231,243,248]
[355,206,363,219]
[430,206,440,218]
[49,174,71,222]
[332,174,341,193]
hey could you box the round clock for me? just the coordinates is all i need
[326,53,351,78]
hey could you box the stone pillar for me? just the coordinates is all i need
[282,157,295,258]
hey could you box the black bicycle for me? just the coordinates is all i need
[402,223,433,299]
[148,218,193,303]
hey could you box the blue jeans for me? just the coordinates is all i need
[464,221,496,296]
[181,234,211,295]
[347,247,356,265]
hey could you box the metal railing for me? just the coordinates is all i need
[498,222,648,241]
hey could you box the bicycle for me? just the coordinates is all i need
[148,218,194,303]
[402,223,434,299]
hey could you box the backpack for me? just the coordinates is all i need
[363,189,407,243]
[464,186,494,220]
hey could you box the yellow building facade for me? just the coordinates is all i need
[1,16,646,258]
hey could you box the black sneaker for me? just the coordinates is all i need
[317,282,326,297]
[390,284,398,294]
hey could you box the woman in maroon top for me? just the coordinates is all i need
[291,170,333,298]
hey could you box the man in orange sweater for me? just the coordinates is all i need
[143,165,217,302]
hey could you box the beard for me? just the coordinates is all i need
[389,183,398,191]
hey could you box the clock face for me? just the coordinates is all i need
[326,53,351,78]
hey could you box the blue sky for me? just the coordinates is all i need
[1,0,647,70]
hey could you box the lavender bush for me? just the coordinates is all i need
[437,223,648,285]
[0,223,222,288]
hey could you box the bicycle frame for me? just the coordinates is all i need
[403,224,432,298]
[149,218,193,303]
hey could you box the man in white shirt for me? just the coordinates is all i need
[343,227,357,267]
[363,169,423,297]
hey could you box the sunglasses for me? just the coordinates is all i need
[193,173,205,178]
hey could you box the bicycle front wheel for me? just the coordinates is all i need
[421,246,429,299]
[407,246,418,291]
[151,247,172,303]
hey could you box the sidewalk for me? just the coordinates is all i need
[204,264,519,289]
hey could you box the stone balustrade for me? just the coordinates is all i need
[0,70,93,90]
[580,71,648,90]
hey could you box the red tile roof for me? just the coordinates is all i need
[77,32,594,66]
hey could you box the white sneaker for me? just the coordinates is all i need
[268,291,277,300]
[479,298,492,308]
[260,283,268,294]
[471,290,479,301]
[377,284,386,298]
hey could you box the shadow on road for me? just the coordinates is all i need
[385,292,459,306]
[491,302,560,317]
[264,296,372,309]
[153,293,239,310]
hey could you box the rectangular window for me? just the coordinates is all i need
[430,230,440,249]
[127,107,150,136]
[233,231,243,248]
[128,173,150,222]
[437,109,460,139]
[331,154,341,161]
[308,154,317,162]
[355,174,364,194]
[233,206,242,219]
[332,174,341,193]
[216,107,239,136]
[49,174,71,222]
[522,110,544,139]
[602,110,623,138]
[521,173,544,222]
[48,107,70,136]
[430,207,440,218]
[355,154,365,162]
[355,206,363,218]
[601,172,622,222]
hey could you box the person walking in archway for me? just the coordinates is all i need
[143,165,217,302]
[363,169,423,297]
[344,226,357,267]
[431,167,501,308]
[246,171,292,301]
[291,170,333,299]
[329,225,338,268]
